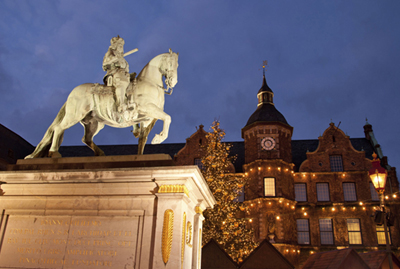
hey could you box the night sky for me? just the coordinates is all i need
[1,1,399,171]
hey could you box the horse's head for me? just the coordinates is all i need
[160,49,179,90]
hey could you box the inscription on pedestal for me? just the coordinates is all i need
[0,215,141,268]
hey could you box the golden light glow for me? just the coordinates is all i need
[291,206,295,209]
[276,216,280,220]
[303,212,307,216]
[385,196,389,199]
[302,207,305,210]
[291,171,294,174]
[342,173,345,177]
[258,167,261,170]
[313,174,315,177]
[249,219,253,223]
[268,167,271,170]
[331,207,335,211]
[359,202,363,206]
[286,249,289,252]
[352,207,356,210]
[342,207,346,211]
[268,202,272,205]
[279,200,282,203]
[302,174,306,177]
[286,203,289,206]
[250,168,253,171]
[393,194,397,198]
[297,250,300,253]
[278,167,281,171]
[310,251,314,254]
[285,168,288,172]
[293,250,296,253]
[245,172,248,176]
[362,207,366,210]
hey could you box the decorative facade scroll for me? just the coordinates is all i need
[186,221,193,247]
[159,184,190,197]
[181,212,186,268]
[162,209,174,264]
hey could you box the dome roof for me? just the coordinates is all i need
[245,103,289,126]
[244,75,290,128]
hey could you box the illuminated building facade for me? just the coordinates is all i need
[1,75,399,267]
[174,75,400,267]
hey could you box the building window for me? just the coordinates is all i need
[370,182,380,201]
[194,158,203,170]
[316,183,330,202]
[264,177,275,197]
[297,219,310,244]
[376,226,391,245]
[347,219,362,245]
[319,219,334,245]
[295,183,307,202]
[330,155,343,172]
[343,183,357,201]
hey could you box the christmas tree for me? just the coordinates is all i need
[201,121,257,263]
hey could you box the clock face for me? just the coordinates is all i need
[261,137,276,150]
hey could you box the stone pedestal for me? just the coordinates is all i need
[0,154,215,269]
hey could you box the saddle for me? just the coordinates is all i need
[102,72,137,86]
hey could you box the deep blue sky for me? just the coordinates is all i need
[1,1,399,170]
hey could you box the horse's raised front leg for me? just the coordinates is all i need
[136,119,157,154]
[140,104,171,144]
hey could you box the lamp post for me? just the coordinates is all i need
[369,153,393,269]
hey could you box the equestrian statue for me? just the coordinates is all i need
[25,36,179,158]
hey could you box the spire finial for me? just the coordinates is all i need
[262,60,268,77]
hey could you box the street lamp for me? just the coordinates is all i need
[369,153,393,269]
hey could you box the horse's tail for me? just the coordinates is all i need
[24,103,67,159]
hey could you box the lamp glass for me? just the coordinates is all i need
[370,170,387,191]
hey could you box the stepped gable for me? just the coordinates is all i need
[298,123,375,172]
[291,137,374,172]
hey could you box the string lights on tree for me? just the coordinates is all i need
[201,121,257,263]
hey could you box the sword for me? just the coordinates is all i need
[124,48,138,57]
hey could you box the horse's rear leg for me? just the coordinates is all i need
[49,119,80,157]
[81,120,105,156]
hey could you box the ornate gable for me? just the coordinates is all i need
[299,123,369,172]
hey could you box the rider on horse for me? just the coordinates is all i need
[102,36,130,113]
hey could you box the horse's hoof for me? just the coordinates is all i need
[132,130,140,138]
[48,151,62,158]
[151,134,165,144]
[96,151,106,156]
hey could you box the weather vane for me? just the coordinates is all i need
[262,60,268,76]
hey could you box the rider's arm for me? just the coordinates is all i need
[103,51,126,70]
